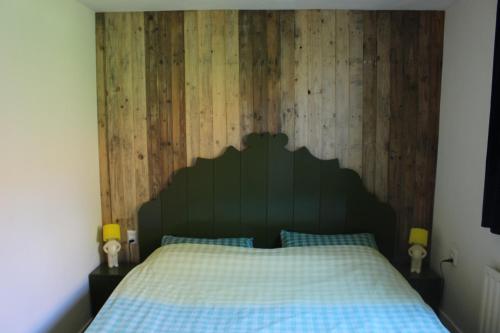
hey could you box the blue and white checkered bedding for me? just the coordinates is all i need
[161,235,254,247]
[280,230,378,249]
[86,244,448,333]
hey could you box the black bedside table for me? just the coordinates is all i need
[396,264,443,313]
[89,263,137,316]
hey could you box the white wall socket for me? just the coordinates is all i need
[127,230,137,243]
[449,248,458,267]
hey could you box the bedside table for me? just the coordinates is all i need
[396,264,443,313]
[89,263,137,316]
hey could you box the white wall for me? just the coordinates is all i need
[0,0,100,332]
[431,0,500,332]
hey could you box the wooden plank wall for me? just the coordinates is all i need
[96,10,444,262]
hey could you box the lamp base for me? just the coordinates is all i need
[103,239,121,268]
[408,244,427,274]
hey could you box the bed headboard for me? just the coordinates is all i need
[138,133,396,261]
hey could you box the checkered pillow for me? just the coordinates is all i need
[280,230,378,249]
[161,235,254,248]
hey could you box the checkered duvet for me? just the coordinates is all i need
[86,244,448,333]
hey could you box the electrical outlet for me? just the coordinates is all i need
[449,248,458,267]
[127,230,137,243]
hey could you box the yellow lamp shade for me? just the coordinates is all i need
[409,227,428,247]
[103,224,121,242]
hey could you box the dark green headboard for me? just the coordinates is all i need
[138,133,396,261]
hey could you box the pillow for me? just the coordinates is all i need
[161,235,253,248]
[280,230,378,249]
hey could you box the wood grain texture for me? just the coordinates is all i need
[307,10,323,157]
[375,12,391,202]
[95,14,112,225]
[238,11,254,139]
[320,11,336,158]
[104,12,148,261]
[224,11,241,149]
[362,11,377,193]
[279,11,296,150]
[293,10,309,149]
[389,12,404,255]
[335,11,349,166]
[184,11,200,165]
[170,12,187,172]
[97,10,444,262]
[347,11,364,174]
[198,12,214,158]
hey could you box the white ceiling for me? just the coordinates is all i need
[78,0,455,12]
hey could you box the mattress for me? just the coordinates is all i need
[86,244,448,332]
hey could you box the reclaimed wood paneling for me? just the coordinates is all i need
[375,12,391,202]
[184,11,200,166]
[225,11,241,150]
[279,12,296,150]
[320,11,336,158]
[95,13,112,225]
[306,10,323,157]
[96,10,444,262]
[294,10,309,149]
[335,11,349,168]
[347,11,364,174]
[362,12,377,193]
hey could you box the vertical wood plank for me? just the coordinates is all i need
[96,13,112,224]
[131,12,150,211]
[347,11,364,174]
[389,12,403,257]
[335,11,349,166]
[320,10,336,159]
[266,11,281,133]
[307,10,323,157]
[375,12,391,202]
[104,13,125,231]
[362,12,377,193]
[389,11,422,259]
[415,12,431,227]
[157,12,174,188]
[252,12,268,132]
[123,12,138,239]
[184,11,200,166]
[239,11,254,140]
[105,13,148,261]
[120,13,137,233]
[279,11,296,150]
[294,10,309,149]
[198,12,213,158]
[399,12,419,256]
[225,11,241,149]
[171,12,187,171]
[424,12,444,235]
[128,13,149,263]
[212,11,227,156]
[145,12,162,197]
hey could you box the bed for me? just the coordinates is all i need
[86,133,448,332]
